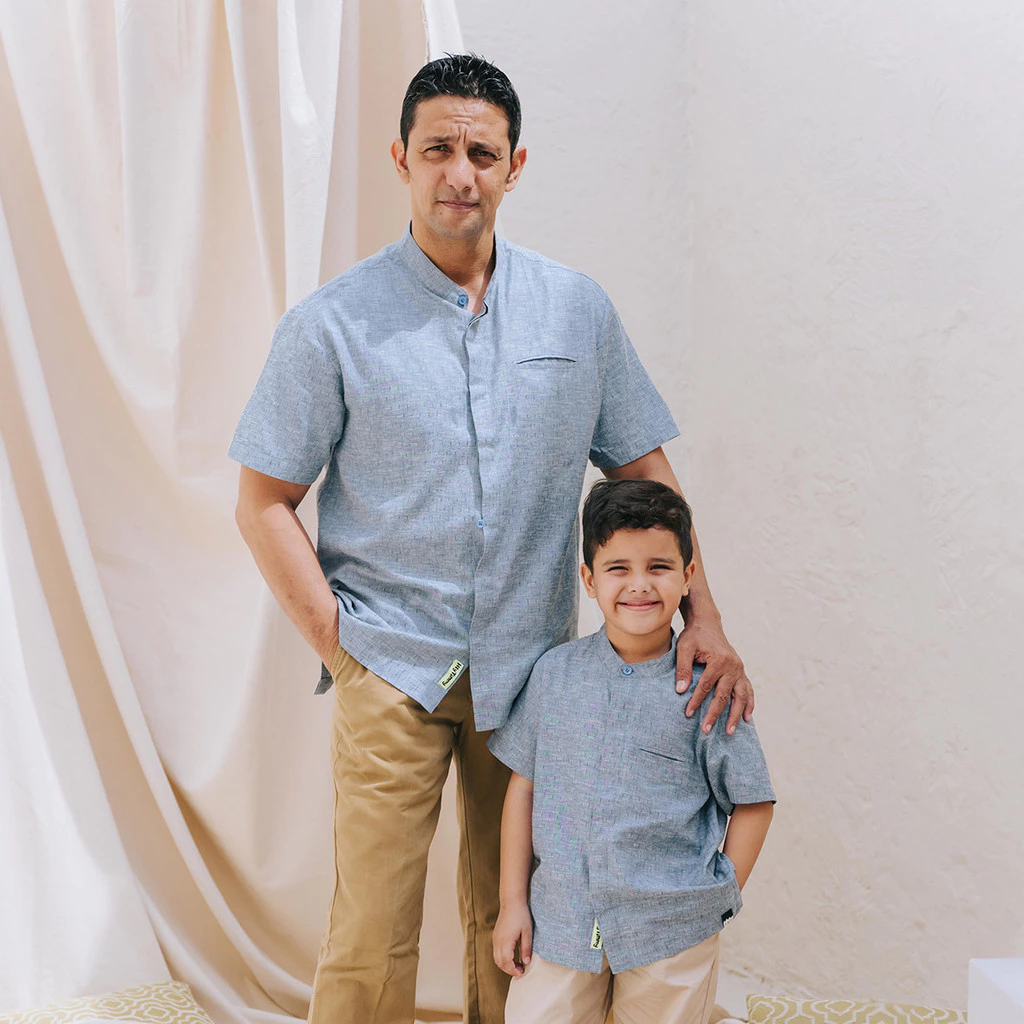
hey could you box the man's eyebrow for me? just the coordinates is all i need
[420,134,502,153]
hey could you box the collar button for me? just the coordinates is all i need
[621,665,633,676]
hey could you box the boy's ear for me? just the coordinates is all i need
[680,560,696,596]
[580,562,597,598]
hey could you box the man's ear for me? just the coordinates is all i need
[580,561,597,598]
[391,138,410,183]
[505,145,527,192]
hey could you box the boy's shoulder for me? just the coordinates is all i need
[531,630,607,677]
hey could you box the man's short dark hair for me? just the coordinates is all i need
[400,53,522,154]
[582,479,694,569]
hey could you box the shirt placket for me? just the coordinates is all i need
[463,298,496,640]
[586,670,626,954]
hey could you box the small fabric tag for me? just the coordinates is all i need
[590,918,603,950]
[438,659,466,691]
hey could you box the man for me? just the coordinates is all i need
[231,54,754,1024]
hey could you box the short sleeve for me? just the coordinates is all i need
[487,661,548,781]
[228,304,345,485]
[589,302,680,470]
[696,690,776,815]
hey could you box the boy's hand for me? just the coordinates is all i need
[676,620,754,735]
[493,903,533,977]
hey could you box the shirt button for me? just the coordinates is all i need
[457,294,468,307]
[621,665,633,676]
[477,518,485,528]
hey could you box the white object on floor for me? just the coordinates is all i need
[969,959,1024,1024]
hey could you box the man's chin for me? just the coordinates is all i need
[425,210,490,240]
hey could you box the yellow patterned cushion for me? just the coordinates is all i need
[746,994,967,1024]
[0,982,213,1024]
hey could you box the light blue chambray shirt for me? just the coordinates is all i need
[229,227,679,730]
[488,628,776,973]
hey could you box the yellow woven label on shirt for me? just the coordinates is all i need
[438,659,466,690]
[590,918,603,950]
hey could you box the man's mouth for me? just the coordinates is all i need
[440,200,477,210]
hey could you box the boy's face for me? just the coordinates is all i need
[581,527,695,650]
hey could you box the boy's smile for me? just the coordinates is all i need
[581,526,695,663]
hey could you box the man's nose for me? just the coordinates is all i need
[446,150,474,191]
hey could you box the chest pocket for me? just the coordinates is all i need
[635,742,702,789]
[632,703,702,786]
[515,353,585,415]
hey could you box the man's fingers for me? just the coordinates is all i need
[675,635,697,694]
[724,690,745,735]
[684,667,716,717]
[701,687,732,733]
[733,676,755,724]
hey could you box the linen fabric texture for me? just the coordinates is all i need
[487,628,777,974]
[228,226,680,730]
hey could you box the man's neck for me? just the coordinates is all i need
[606,625,674,665]
[411,219,496,312]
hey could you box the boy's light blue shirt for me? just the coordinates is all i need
[487,627,776,973]
[229,227,679,729]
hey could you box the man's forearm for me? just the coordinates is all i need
[236,471,339,665]
[603,447,720,626]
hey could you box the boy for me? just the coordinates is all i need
[488,479,775,1023]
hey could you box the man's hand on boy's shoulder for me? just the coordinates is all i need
[675,620,755,736]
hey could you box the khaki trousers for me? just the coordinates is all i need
[504,934,720,1024]
[308,647,511,1024]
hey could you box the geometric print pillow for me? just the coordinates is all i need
[0,983,215,1024]
[746,994,967,1024]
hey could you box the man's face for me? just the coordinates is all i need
[392,95,526,245]
[581,528,695,650]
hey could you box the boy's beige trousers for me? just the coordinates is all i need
[504,933,720,1024]
[307,646,511,1024]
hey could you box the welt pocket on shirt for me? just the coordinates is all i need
[515,354,578,365]
[636,744,688,763]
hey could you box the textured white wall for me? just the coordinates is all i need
[458,0,1024,1012]
[687,2,1024,1009]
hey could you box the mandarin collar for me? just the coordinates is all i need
[394,223,503,310]
[596,624,678,677]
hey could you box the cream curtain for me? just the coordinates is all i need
[0,1,465,1019]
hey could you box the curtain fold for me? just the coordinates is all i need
[0,0,465,1019]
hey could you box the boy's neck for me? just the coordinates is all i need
[606,624,674,665]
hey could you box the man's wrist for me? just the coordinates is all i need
[679,594,723,630]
